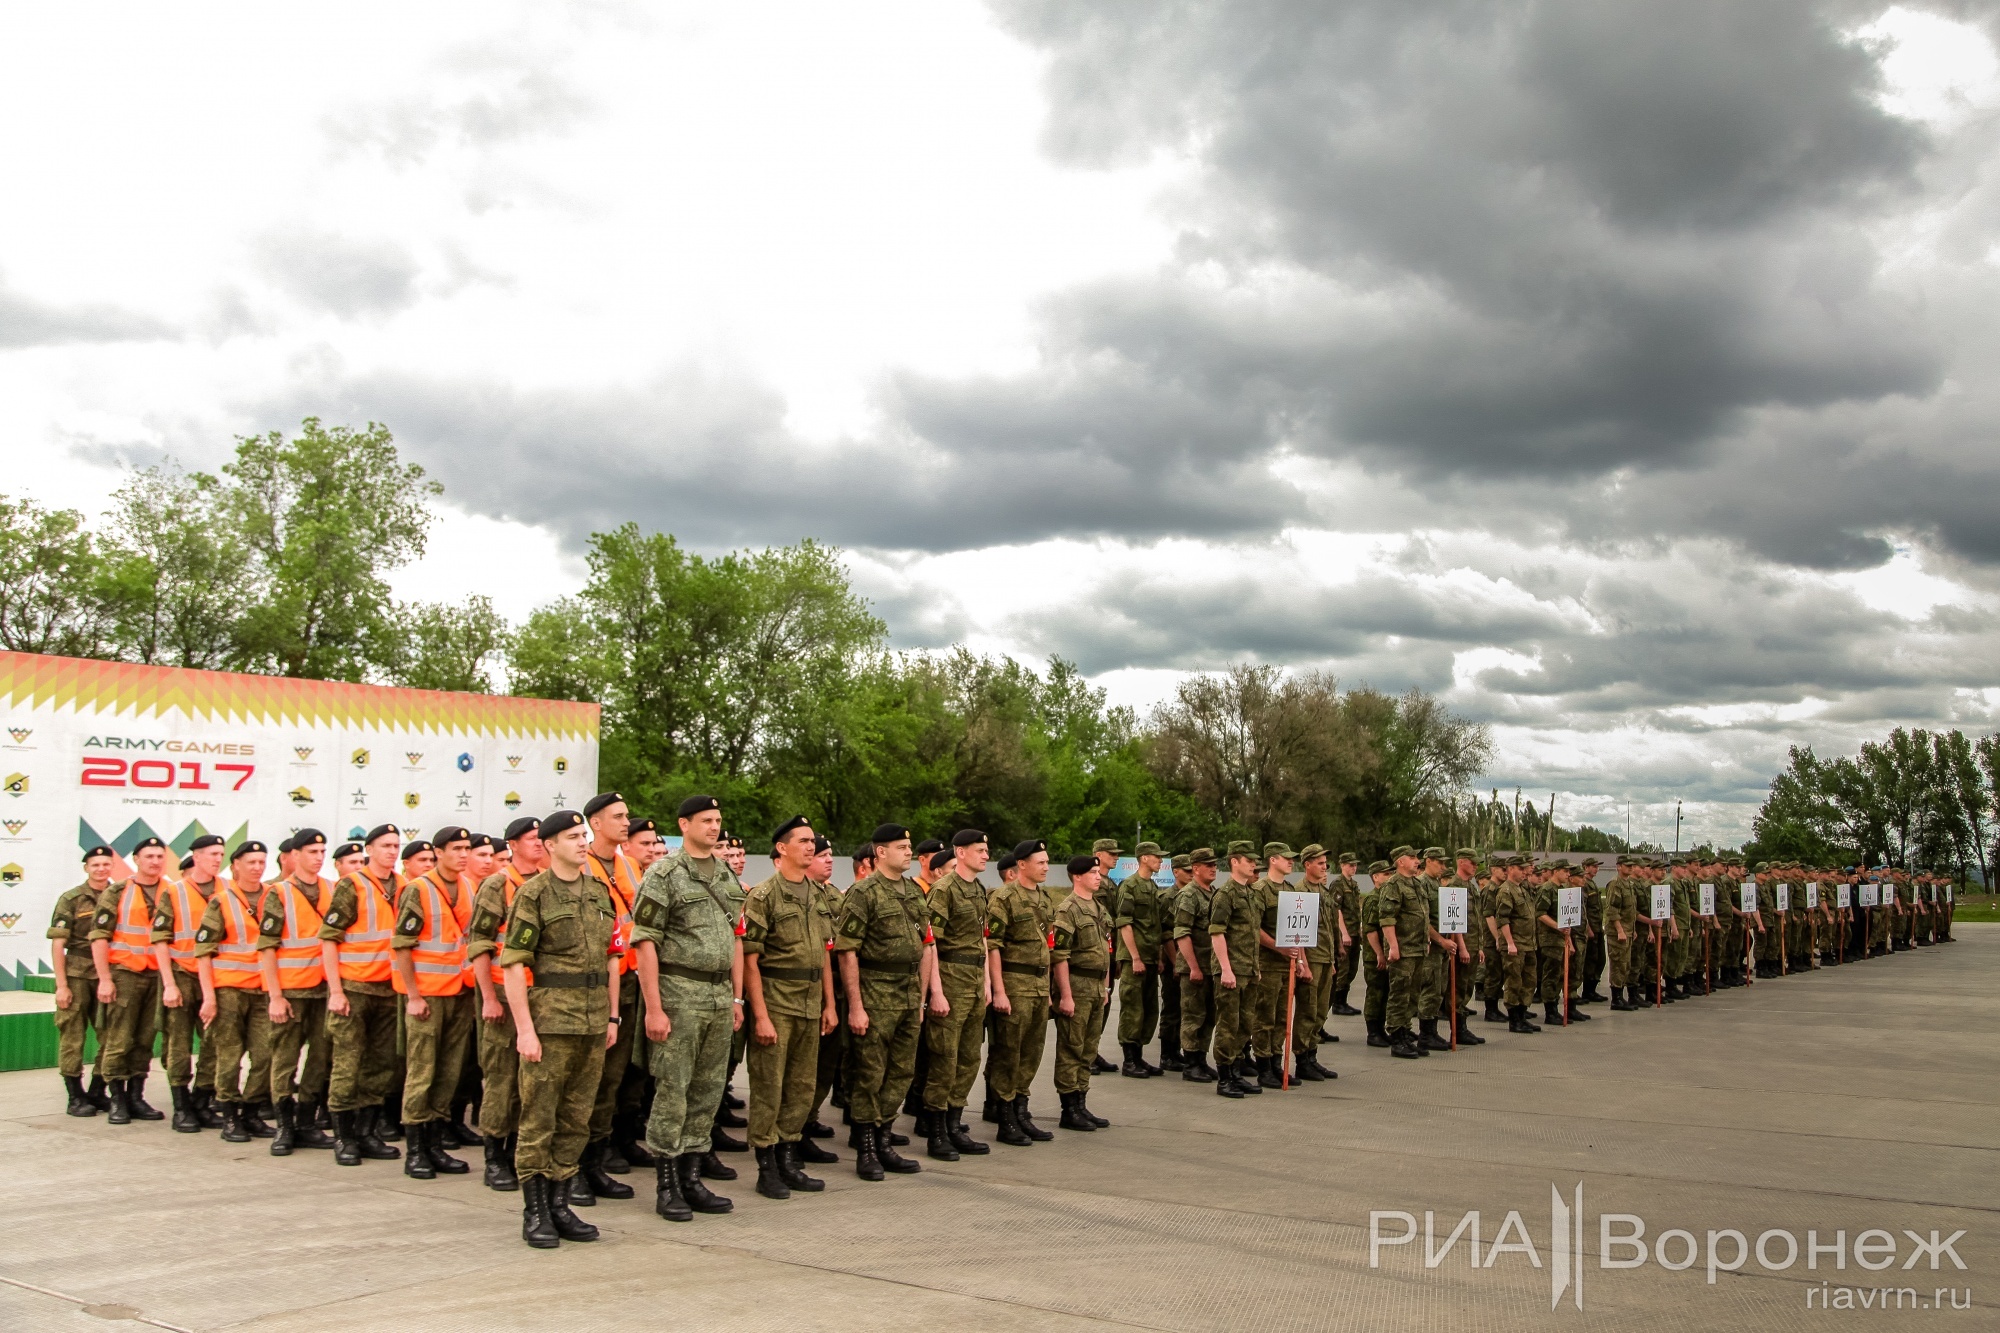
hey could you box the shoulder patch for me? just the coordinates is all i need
[94,908,116,928]
[53,914,69,929]
[153,909,174,932]
[195,927,213,943]
[324,905,350,929]
[397,909,425,936]
[471,907,501,937]
[507,920,538,951]
[260,912,285,936]
[634,894,666,929]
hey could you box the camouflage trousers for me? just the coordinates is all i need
[401,991,473,1125]
[847,1002,920,1125]
[747,1010,820,1147]
[988,990,1048,1102]
[1537,940,1575,1005]
[326,988,400,1113]
[1115,961,1159,1046]
[1157,956,1182,1052]
[922,966,985,1112]
[97,967,160,1080]
[1607,934,1632,987]
[476,1005,520,1137]
[52,980,104,1079]
[267,994,330,1101]
[1213,973,1252,1061]
[1250,953,1290,1059]
[1053,973,1108,1094]
[517,1031,605,1182]
[1293,959,1335,1056]
[1384,953,1424,1032]
[1177,974,1214,1057]
[588,974,640,1141]
[646,1001,733,1158]
[1363,956,1388,1024]
[160,968,214,1090]
[209,987,274,1104]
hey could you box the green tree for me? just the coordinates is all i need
[382,595,507,693]
[0,494,105,657]
[225,418,439,680]
[96,463,251,669]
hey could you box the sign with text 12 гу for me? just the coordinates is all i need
[1275,891,1320,949]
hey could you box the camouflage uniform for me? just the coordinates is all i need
[1051,889,1112,1094]
[985,876,1052,1101]
[921,867,987,1114]
[499,868,616,1183]
[467,870,522,1137]
[1171,872,1217,1058]
[632,849,740,1159]
[834,869,928,1125]
[48,881,106,1079]
[1206,870,1262,1064]
[319,874,402,1113]
[87,877,165,1080]
[742,871,838,1148]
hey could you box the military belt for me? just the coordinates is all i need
[756,965,822,981]
[999,961,1047,976]
[661,962,729,985]
[1068,966,1106,979]
[534,971,609,989]
[937,949,985,965]
[858,960,919,976]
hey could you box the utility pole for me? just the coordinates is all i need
[1675,800,1682,854]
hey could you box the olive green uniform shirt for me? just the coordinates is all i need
[1113,871,1166,964]
[466,871,514,965]
[49,882,104,978]
[496,868,616,1035]
[1171,881,1214,976]
[1053,891,1112,977]
[629,850,741,1012]
[1207,877,1262,975]
[987,881,1053,997]
[742,871,837,1020]
[1374,873,1431,955]
[926,868,989,966]
[834,870,928,1013]
[1302,877,1339,965]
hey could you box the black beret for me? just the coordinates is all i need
[583,792,625,818]
[277,836,297,854]
[504,816,542,842]
[721,831,745,849]
[83,845,115,861]
[293,828,326,847]
[929,850,953,873]
[400,840,433,861]
[1066,854,1098,877]
[1012,839,1046,860]
[132,835,167,853]
[178,855,195,871]
[230,840,267,861]
[851,846,875,867]
[626,817,657,837]
[914,838,945,855]
[811,834,831,854]
[995,853,1019,875]
[951,828,987,847]
[188,834,225,852]
[332,842,363,861]
[872,823,911,844]
[432,826,471,848]
[771,815,812,844]
[364,824,400,846]
[467,833,497,852]
[677,795,720,818]
[538,810,586,841]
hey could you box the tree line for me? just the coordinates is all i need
[2,419,1491,853]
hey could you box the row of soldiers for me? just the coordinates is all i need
[47,810,1956,1249]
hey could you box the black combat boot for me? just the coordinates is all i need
[84,1072,112,1112]
[1159,1043,1186,1073]
[1120,1041,1149,1078]
[1565,999,1592,1022]
[219,1101,251,1143]
[982,1081,1001,1123]
[995,1098,1033,1145]
[424,1121,470,1174]
[1257,1055,1285,1089]
[550,1177,602,1240]
[194,1086,225,1128]
[484,1135,520,1191]
[856,1122,889,1175]
[106,1078,134,1125]
[271,1096,299,1156]
[1295,1053,1326,1081]
[1389,1027,1421,1059]
[877,1121,921,1173]
[614,1107,656,1169]
[1366,1018,1391,1048]
[1544,1001,1564,1027]
[123,1075,162,1120]
[716,1099,747,1129]
[798,1131,839,1164]
[1454,1014,1485,1046]
[581,1141,633,1199]
[1081,1091,1109,1127]
[1507,1005,1538,1034]
[755,1145,791,1199]
[355,1106,399,1159]
[293,1098,335,1149]
[1483,995,1504,1024]
[1014,1095,1054,1140]
[403,1123,437,1179]
[776,1141,824,1192]
[241,1102,275,1139]
[1181,1051,1216,1083]
[1214,1068,1244,1098]
[947,1107,988,1155]
[711,1120,748,1153]
[680,1153,735,1212]
[803,1116,833,1138]
[654,1156,692,1222]
[521,1175,560,1248]
[697,1147,738,1181]
[1608,987,1631,1011]
[169,1083,200,1131]
[1058,1090,1096,1131]
[926,1110,960,1160]
[63,1074,98,1118]
[1091,1051,1118,1074]
[1419,1020,1452,1052]
[1331,988,1360,1016]
[333,1110,363,1166]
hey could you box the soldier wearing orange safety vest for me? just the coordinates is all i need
[574,791,641,1205]
[392,825,477,1180]
[195,841,277,1142]
[321,824,406,1166]
[87,834,173,1125]
[256,828,338,1155]
[467,815,549,1191]
[154,833,227,1132]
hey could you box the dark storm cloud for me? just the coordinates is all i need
[0,274,172,348]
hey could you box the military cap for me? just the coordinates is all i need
[431,825,471,848]
[1456,848,1477,860]
[277,836,297,855]
[1092,838,1123,855]
[1338,851,1359,865]
[995,852,1019,875]
[851,845,875,866]
[929,850,953,873]
[1013,838,1047,859]
[678,795,720,818]
[952,828,987,847]
[1368,859,1391,874]
[1389,844,1417,861]
[1422,846,1447,861]
[503,816,540,842]
[294,828,327,847]
[914,838,945,856]
[400,840,432,860]
[626,817,657,837]
[811,834,831,854]
[1135,840,1164,857]
[771,814,812,844]
[1171,853,1191,870]
[178,854,194,871]
[1263,841,1296,860]
[1226,840,1258,858]
[721,831,745,849]
[364,823,400,845]
[1299,843,1327,861]
[131,834,167,853]
[1754,861,1769,871]
[188,834,225,852]
[1066,854,1099,877]
[231,840,267,861]
[467,833,497,852]
[583,791,625,818]
[538,810,585,841]
[332,841,362,861]
[1187,847,1217,866]
[1580,857,1599,867]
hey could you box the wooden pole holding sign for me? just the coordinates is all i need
[1283,965,1296,1090]
[1273,889,1319,1090]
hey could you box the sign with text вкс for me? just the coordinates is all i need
[1438,885,1468,935]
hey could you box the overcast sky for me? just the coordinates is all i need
[6,1,2000,847]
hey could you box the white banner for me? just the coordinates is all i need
[1275,890,1319,949]
[1740,884,1757,915]
[1438,884,1467,935]
[1648,884,1672,921]
[0,652,598,987]
[1556,886,1582,929]
[1698,883,1715,917]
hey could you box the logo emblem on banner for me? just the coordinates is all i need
[506,755,522,769]
[2,773,26,796]
[404,792,421,809]
[351,749,370,768]
[504,791,522,810]
[0,912,19,928]
[553,756,568,775]
[0,863,22,887]
[456,753,473,772]
[6,728,30,744]
[288,786,314,807]
[2,820,23,835]
[293,746,314,762]
[406,752,423,767]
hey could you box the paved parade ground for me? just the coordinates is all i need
[1,928,1991,1332]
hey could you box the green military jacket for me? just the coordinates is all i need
[1207,876,1263,977]
[1494,881,1537,951]
[834,870,928,1013]
[1583,875,1604,936]
[465,871,513,966]
[1301,875,1339,965]
[1053,890,1112,980]
[743,871,838,1020]
[1604,875,1641,939]
[1113,870,1166,964]
[49,881,104,978]
[988,879,1053,997]
[1533,881,1577,949]
[1671,874,1694,932]
[1333,874,1362,948]
[1171,881,1214,976]
[496,868,616,1035]
[631,849,741,1011]
[1374,872,1430,956]
[926,868,989,972]
[1252,874,1287,961]
[1359,880,1383,959]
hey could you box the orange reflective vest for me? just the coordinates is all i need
[209,884,265,991]
[267,877,328,991]
[160,877,216,972]
[106,878,163,972]
[393,872,467,997]
[495,865,532,987]
[336,870,399,985]
[587,850,639,974]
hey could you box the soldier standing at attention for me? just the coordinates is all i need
[986,840,1056,1143]
[1171,849,1219,1083]
[1579,858,1608,1004]
[1534,863,1589,1025]
[1477,856,1509,1025]
[1375,846,1432,1060]
[1440,850,1484,1047]
[920,829,993,1160]
[465,815,546,1191]
[1084,838,1123,1073]
[89,834,173,1124]
[257,828,338,1155]
[50,846,115,1116]
[570,793,640,1204]
[1603,856,1640,1010]
[1157,853,1191,1069]
[1247,842,1300,1090]
[391,826,476,1180]
[1493,859,1540,1033]
[1291,844,1341,1080]
[196,841,276,1140]
[741,815,840,1197]
[1052,854,1114,1130]
[156,834,226,1130]
[633,795,742,1219]
[833,823,939,1178]
[805,835,852,1144]
[1113,840,1167,1078]
[1330,854,1364,1019]
[321,825,404,1166]
[1207,841,1264,1095]
[500,810,619,1248]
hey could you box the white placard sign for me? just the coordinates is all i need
[1806,884,1819,910]
[1438,884,1468,935]
[1860,883,1880,907]
[1945,884,1953,903]
[1740,885,1757,914]
[1556,886,1583,928]
[1776,883,1791,913]
[1275,891,1320,949]
[1648,884,1672,921]
[1698,883,1715,917]
[1836,883,1851,909]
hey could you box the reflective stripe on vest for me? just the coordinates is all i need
[501,865,533,988]
[271,879,326,990]
[587,851,638,974]
[394,875,467,996]
[162,878,213,972]
[107,879,161,972]
[210,886,264,990]
[337,871,397,984]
